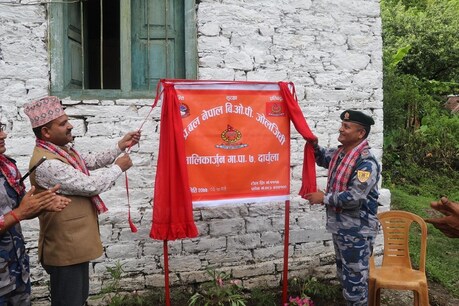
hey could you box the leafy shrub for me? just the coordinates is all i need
[381,0,459,196]
[382,0,459,82]
[382,63,459,195]
[188,268,247,306]
[289,277,341,305]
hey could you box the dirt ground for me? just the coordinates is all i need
[379,281,459,306]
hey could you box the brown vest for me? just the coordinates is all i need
[29,147,103,266]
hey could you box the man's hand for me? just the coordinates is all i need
[309,137,319,149]
[425,197,459,238]
[304,190,325,205]
[115,153,133,172]
[118,130,142,151]
[15,184,71,220]
[42,194,71,212]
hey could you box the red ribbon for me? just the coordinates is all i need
[124,89,158,233]
[125,171,138,232]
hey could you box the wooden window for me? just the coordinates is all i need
[49,0,197,99]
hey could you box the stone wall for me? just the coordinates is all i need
[0,0,387,303]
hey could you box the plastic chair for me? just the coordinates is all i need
[369,210,429,306]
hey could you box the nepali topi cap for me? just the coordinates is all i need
[24,96,64,128]
[340,109,375,127]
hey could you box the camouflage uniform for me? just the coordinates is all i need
[0,165,30,306]
[315,145,380,306]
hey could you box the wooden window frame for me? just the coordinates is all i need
[48,0,197,100]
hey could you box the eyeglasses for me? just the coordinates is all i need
[0,123,6,133]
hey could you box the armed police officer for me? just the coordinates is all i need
[305,110,381,306]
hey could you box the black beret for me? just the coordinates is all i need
[340,110,375,126]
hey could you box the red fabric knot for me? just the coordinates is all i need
[278,82,318,196]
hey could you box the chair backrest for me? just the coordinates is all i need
[377,210,427,271]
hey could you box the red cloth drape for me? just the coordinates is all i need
[279,82,318,196]
[150,81,199,240]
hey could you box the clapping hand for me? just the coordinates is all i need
[15,184,71,220]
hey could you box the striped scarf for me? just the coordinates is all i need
[326,140,369,192]
[36,139,108,214]
[0,154,25,196]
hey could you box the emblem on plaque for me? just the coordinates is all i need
[266,101,286,117]
[215,124,248,150]
[180,103,190,118]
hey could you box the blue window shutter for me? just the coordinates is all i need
[65,3,84,89]
[131,0,185,90]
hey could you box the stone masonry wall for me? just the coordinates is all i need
[0,0,388,303]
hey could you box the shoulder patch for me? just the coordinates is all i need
[361,149,370,158]
[357,170,371,183]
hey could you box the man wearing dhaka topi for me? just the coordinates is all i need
[24,96,141,306]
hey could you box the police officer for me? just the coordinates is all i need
[305,110,380,306]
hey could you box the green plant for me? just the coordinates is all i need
[188,268,247,306]
[381,0,459,193]
[382,0,459,82]
[302,277,341,301]
[288,277,341,305]
[92,261,128,306]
